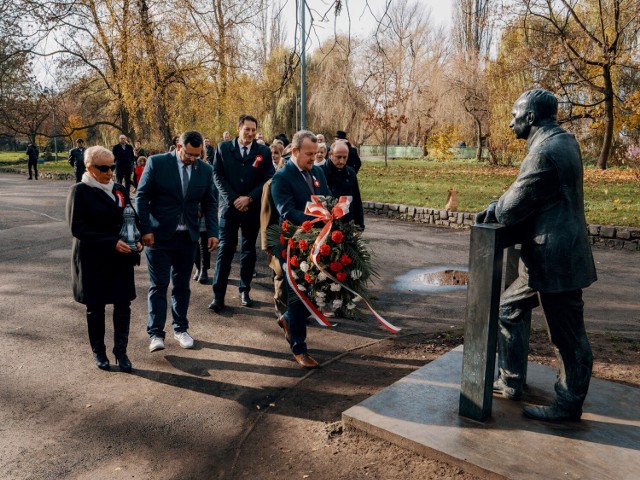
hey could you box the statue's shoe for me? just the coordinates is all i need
[493,377,522,400]
[523,404,581,422]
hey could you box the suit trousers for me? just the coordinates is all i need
[86,302,131,355]
[212,213,260,299]
[194,231,211,272]
[498,273,593,412]
[28,159,38,179]
[146,231,197,338]
[116,167,132,191]
[278,258,308,355]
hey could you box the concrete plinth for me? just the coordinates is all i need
[343,346,640,480]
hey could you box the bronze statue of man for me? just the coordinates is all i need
[476,89,597,421]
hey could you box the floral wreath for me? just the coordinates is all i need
[268,195,400,333]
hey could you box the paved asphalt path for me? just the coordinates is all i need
[0,173,638,479]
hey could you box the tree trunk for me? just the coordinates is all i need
[474,116,483,162]
[597,67,614,170]
[137,0,172,149]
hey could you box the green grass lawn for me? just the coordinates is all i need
[0,151,69,166]
[1,153,637,226]
[359,159,640,227]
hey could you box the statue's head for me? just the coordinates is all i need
[510,89,558,140]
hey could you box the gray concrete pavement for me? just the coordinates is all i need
[0,173,638,479]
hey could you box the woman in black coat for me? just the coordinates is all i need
[66,146,142,372]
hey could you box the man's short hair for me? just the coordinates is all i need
[179,131,203,148]
[291,130,318,149]
[76,139,84,144]
[330,140,349,154]
[238,114,259,128]
[521,89,558,122]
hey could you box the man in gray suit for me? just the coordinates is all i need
[477,89,597,422]
[136,131,219,352]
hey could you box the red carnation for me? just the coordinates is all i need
[290,255,299,267]
[279,234,285,245]
[330,262,343,272]
[336,272,348,282]
[339,254,352,266]
[319,244,331,256]
[298,239,309,251]
[301,221,313,232]
[281,249,287,258]
[304,273,315,284]
[331,230,344,243]
[282,220,289,231]
[288,238,296,249]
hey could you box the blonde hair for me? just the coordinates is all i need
[270,142,284,154]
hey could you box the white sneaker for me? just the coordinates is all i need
[174,331,194,349]
[149,336,165,352]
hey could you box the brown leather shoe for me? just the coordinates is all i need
[293,353,319,369]
[277,316,291,344]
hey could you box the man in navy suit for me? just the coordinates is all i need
[112,134,135,190]
[136,131,219,352]
[208,115,274,312]
[271,130,331,369]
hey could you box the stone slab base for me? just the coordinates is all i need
[343,346,640,480]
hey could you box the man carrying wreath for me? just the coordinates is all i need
[271,130,331,369]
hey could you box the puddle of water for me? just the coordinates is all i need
[392,266,469,293]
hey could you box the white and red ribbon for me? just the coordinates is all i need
[284,196,400,334]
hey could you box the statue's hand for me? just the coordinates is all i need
[475,202,498,224]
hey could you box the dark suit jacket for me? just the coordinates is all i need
[136,153,218,242]
[112,143,135,172]
[213,138,274,219]
[347,143,361,173]
[495,125,597,293]
[321,161,364,229]
[205,144,215,164]
[68,147,86,176]
[66,182,137,305]
[271,160,331,226]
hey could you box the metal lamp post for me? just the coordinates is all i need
[43,87,58,161]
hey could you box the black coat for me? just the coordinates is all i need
[112,143,135,173]
[26,145,39,161]
[68,147,86,176]
[66,182,138,305]
[347,143,361,173]
[320,161,364,229]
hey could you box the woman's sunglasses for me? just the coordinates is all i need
[93,164,116,172]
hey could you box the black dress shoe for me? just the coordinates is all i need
[197,273,209,284]
[240,292,253,307]
[114,352,132,373]
[523,404,581,422]
[94,353,110,370]
[208,299,225,313]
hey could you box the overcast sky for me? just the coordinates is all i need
[280,0,453,49]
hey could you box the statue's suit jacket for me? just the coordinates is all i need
[136,153,218,242]
[270,160,331,226]
[495,125,597,293]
